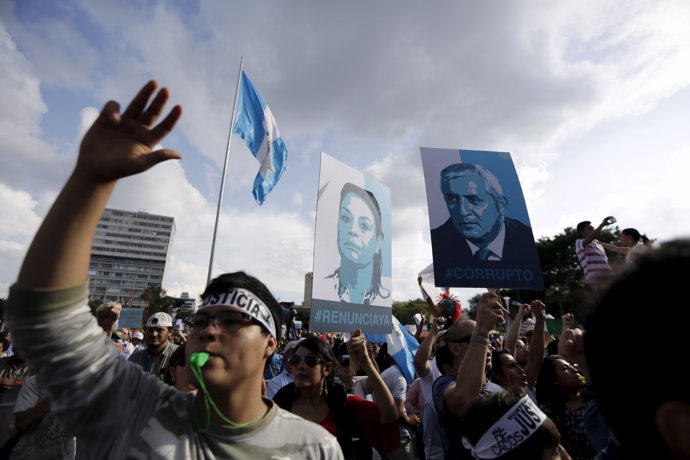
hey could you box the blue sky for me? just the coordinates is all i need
[2,0,690,311]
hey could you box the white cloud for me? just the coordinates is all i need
[0,183,41,241]
[0,25,43,135]
[0,183,42,297]
[3,0,690,309]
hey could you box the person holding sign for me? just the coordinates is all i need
[324,183,390,305]
[273,332,400,459]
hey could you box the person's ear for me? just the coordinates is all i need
[375,234,382,253]
[656,401,690,457]
[496,197,507,214]
[264,335,278,359]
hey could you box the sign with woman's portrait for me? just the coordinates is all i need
[310,153,392,334]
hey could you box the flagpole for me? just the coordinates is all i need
[207,56,244,285]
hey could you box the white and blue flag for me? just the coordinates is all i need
[234,71,288,205]
[368,316,420,384]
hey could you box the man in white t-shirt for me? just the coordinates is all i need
[378,357,419,459]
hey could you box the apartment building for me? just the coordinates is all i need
[88,208,175,307]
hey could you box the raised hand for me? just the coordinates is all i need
[518,303,531,318]
[346,329,368,362]
[602,216,616,226]
[95,302,122,336]
[77,80,183,183]
[560,327,587,373]
[429,316,446,333]
[531,300,545,321]
[476,292,507,334]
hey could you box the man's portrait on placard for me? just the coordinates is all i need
[420,147,544,290]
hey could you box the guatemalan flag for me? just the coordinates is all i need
[368,316,420,384]
[233,71,288,205]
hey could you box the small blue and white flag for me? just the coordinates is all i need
[234,71,288,205]
[368,316,420,384]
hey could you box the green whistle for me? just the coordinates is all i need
[190,352,209,368]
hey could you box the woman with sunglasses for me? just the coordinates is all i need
[273,333,400,459]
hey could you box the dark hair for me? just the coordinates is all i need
[337,183,389,302]
[535,355,568,431]
[0,332,10,354]
[545,337,559,356]
[434,343,455,375]
[490,349,511,380]
[621,227,649,245]
[273,335,358,458]
[462,388,562,459]
[163,343,186,386]
[201,271,282,341]
[584,240,690,458]
[576,221,591,235]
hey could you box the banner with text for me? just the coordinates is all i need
[118,307,145,330]
[420,147,543,289]
[310,153,393,334]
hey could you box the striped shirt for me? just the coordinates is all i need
[575,239,611,280]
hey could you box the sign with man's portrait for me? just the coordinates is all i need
[420,147,544,290]
[310,153,393,334]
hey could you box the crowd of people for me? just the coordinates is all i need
[2,81,687,459]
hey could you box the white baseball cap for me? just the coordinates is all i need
[132,332,144,340]
[146,312,173,328]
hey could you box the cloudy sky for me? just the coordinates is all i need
[2,0,690,310]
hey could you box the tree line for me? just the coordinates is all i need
[2,225,625,330]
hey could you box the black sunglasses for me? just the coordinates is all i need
[288,354,321,368]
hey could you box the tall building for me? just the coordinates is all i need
[88,208,175,307]
[303,272,313,308]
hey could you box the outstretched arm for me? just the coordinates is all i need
[418,276,442,317]
[504,303,528,355]
[348,331,398,425]
[525,301,546,390]
[16,81,182,291]
[598,241,629,255]
[413,316,445,378]
[444,292,505,416]
[581,216,615,247]
[414,315,425,341]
